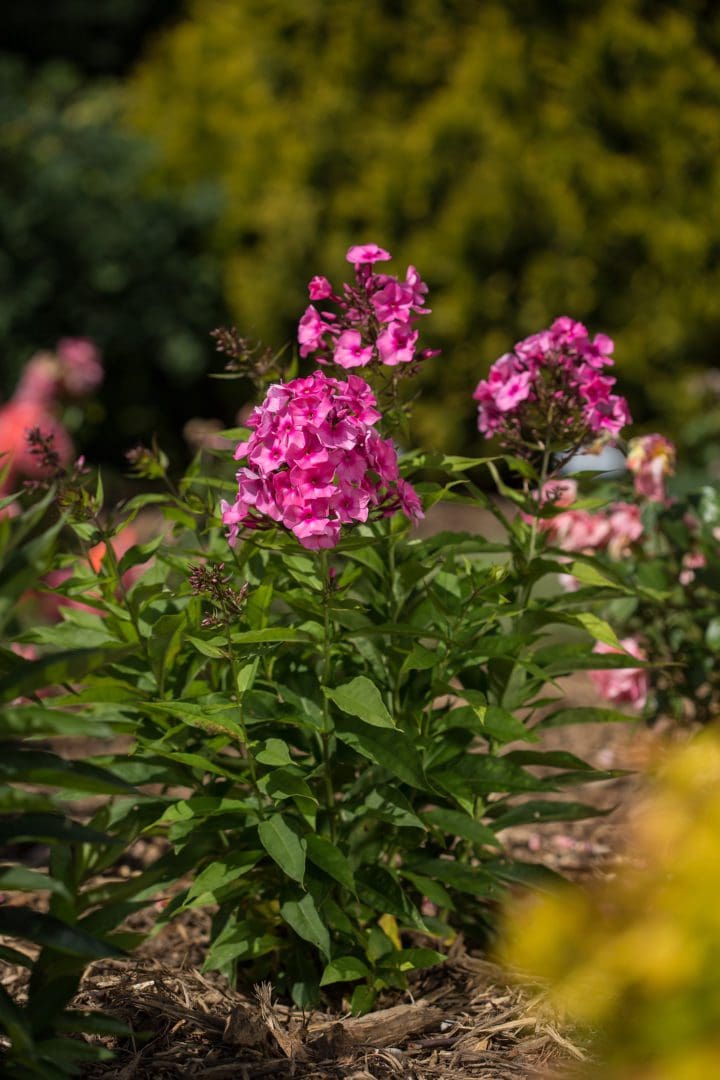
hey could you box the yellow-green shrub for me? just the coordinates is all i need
[128,0,720,450]
[502,731,720,1078]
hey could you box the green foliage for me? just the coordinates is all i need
[0,57,227,464]
[0,415,636,1067]
[129,0,720,452]
[0,506,137,1078]
[560,467,720,726]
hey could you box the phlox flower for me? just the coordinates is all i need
[346,244,392,265]
[298,244,436,372]
[222,371,423,551]
[474,317,631,452]
[333,330,374,370]
[308,275,334,300]
[589,638,648,711]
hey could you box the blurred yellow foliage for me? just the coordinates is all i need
[501,731,720,1078]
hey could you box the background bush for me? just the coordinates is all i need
[4,0,720,466]
[0,58,228,467]
[128,0,720,453]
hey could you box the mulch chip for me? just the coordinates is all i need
[67,946,586,1079]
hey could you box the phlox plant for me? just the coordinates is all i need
[0,247,660,1074]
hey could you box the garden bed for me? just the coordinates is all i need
[2,709,662,1079]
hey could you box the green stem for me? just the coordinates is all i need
[92,516,148,661]
[319,550,337,841]
[527,444,553,567]
[222,614,264,812]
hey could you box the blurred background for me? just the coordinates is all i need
[3,0,720,477]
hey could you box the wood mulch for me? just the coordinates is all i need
[68,946,586,1079]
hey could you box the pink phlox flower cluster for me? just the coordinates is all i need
[544,500,643,560]
[1,338,104,497]
[589,637,648,711]
[474,317,631,446]
[536,479,643,566]
[626,433,676,504]
[298,245,438,371]
[221,371,423,550]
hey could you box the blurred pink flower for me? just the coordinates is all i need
[679,551,706,586]
[626,433,676,504]
[56,338,104,396]
[589,637,648,711]
[0,399,74,495]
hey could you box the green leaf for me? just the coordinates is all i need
[0,645,134,703]
[399,871,454,909]
[538,706,635,728]
[407,857,505,898]
[476,705,531,744]
[280,893,331,960]
[147,612,187,688]
[0,814,111,845]
[363,786,425,830]
[350,985,377,1016]
[231,628,311,645]
[0,865,72,903]
[55,1011,133,1037]
[502,749,596,771]
[0,983,32,1056]
[0,908,125,960]
[381,947,446,973]
[336,716,428,791]
[0,704,116,740]
[567,559,624,590]
[706,617,720,652]
[204,920,281,972]
[255,738,294,766]
[421,807,500,847]
[116,534,166,575]
[401,643,440,674]
[325,676,395,729]
[143,700,245,739]
[487,799,611,831]
[355,866,425,929]
[0,750,136,795]
[306,835,356,893]
[0,943,34,969]
[258,814,306,884]
[261,767,319,810]
[185,853,261,903]
[320,955,370,986]
[566,611,623,649]
[431,753,552,798]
